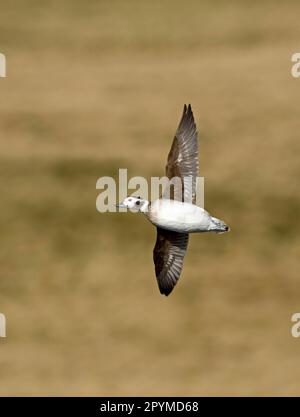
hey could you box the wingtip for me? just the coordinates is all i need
[183,103,192,112]
[176,103,197,138]
[184,104,193,120]
[181,103,193,119]
[158,281,176,296]
[159,287,173,296]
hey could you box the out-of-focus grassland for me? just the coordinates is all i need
[0,0,300,395]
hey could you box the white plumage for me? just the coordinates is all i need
[117,104,229,296]
[147,199,226,233]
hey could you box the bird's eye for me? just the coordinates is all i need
[136,201,140,206]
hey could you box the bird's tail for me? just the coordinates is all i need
[209,216,230,234]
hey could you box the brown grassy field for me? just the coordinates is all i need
[0,0,300,396]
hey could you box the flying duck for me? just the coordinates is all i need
[117,104,230,296]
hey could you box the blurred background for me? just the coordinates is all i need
[0,0,300,396]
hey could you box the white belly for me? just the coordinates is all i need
[148,199,212,233]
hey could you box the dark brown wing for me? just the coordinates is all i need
[153,227,189,296]
[163,104,199,203]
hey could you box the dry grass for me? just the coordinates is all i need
[0,0,300,396]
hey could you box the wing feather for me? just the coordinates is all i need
[153,227,189,296]
[164,104,199,203]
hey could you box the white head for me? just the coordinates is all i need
[117,196,149,212]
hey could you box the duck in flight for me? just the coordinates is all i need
[117,104,230,296]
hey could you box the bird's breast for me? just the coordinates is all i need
[147,199,211,233]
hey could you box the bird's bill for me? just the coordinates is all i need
[116,203,126,208]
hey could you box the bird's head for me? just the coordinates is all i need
[116,196,148,212]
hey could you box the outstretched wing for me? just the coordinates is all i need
[164,104,199,203]
[153,227,189,296]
